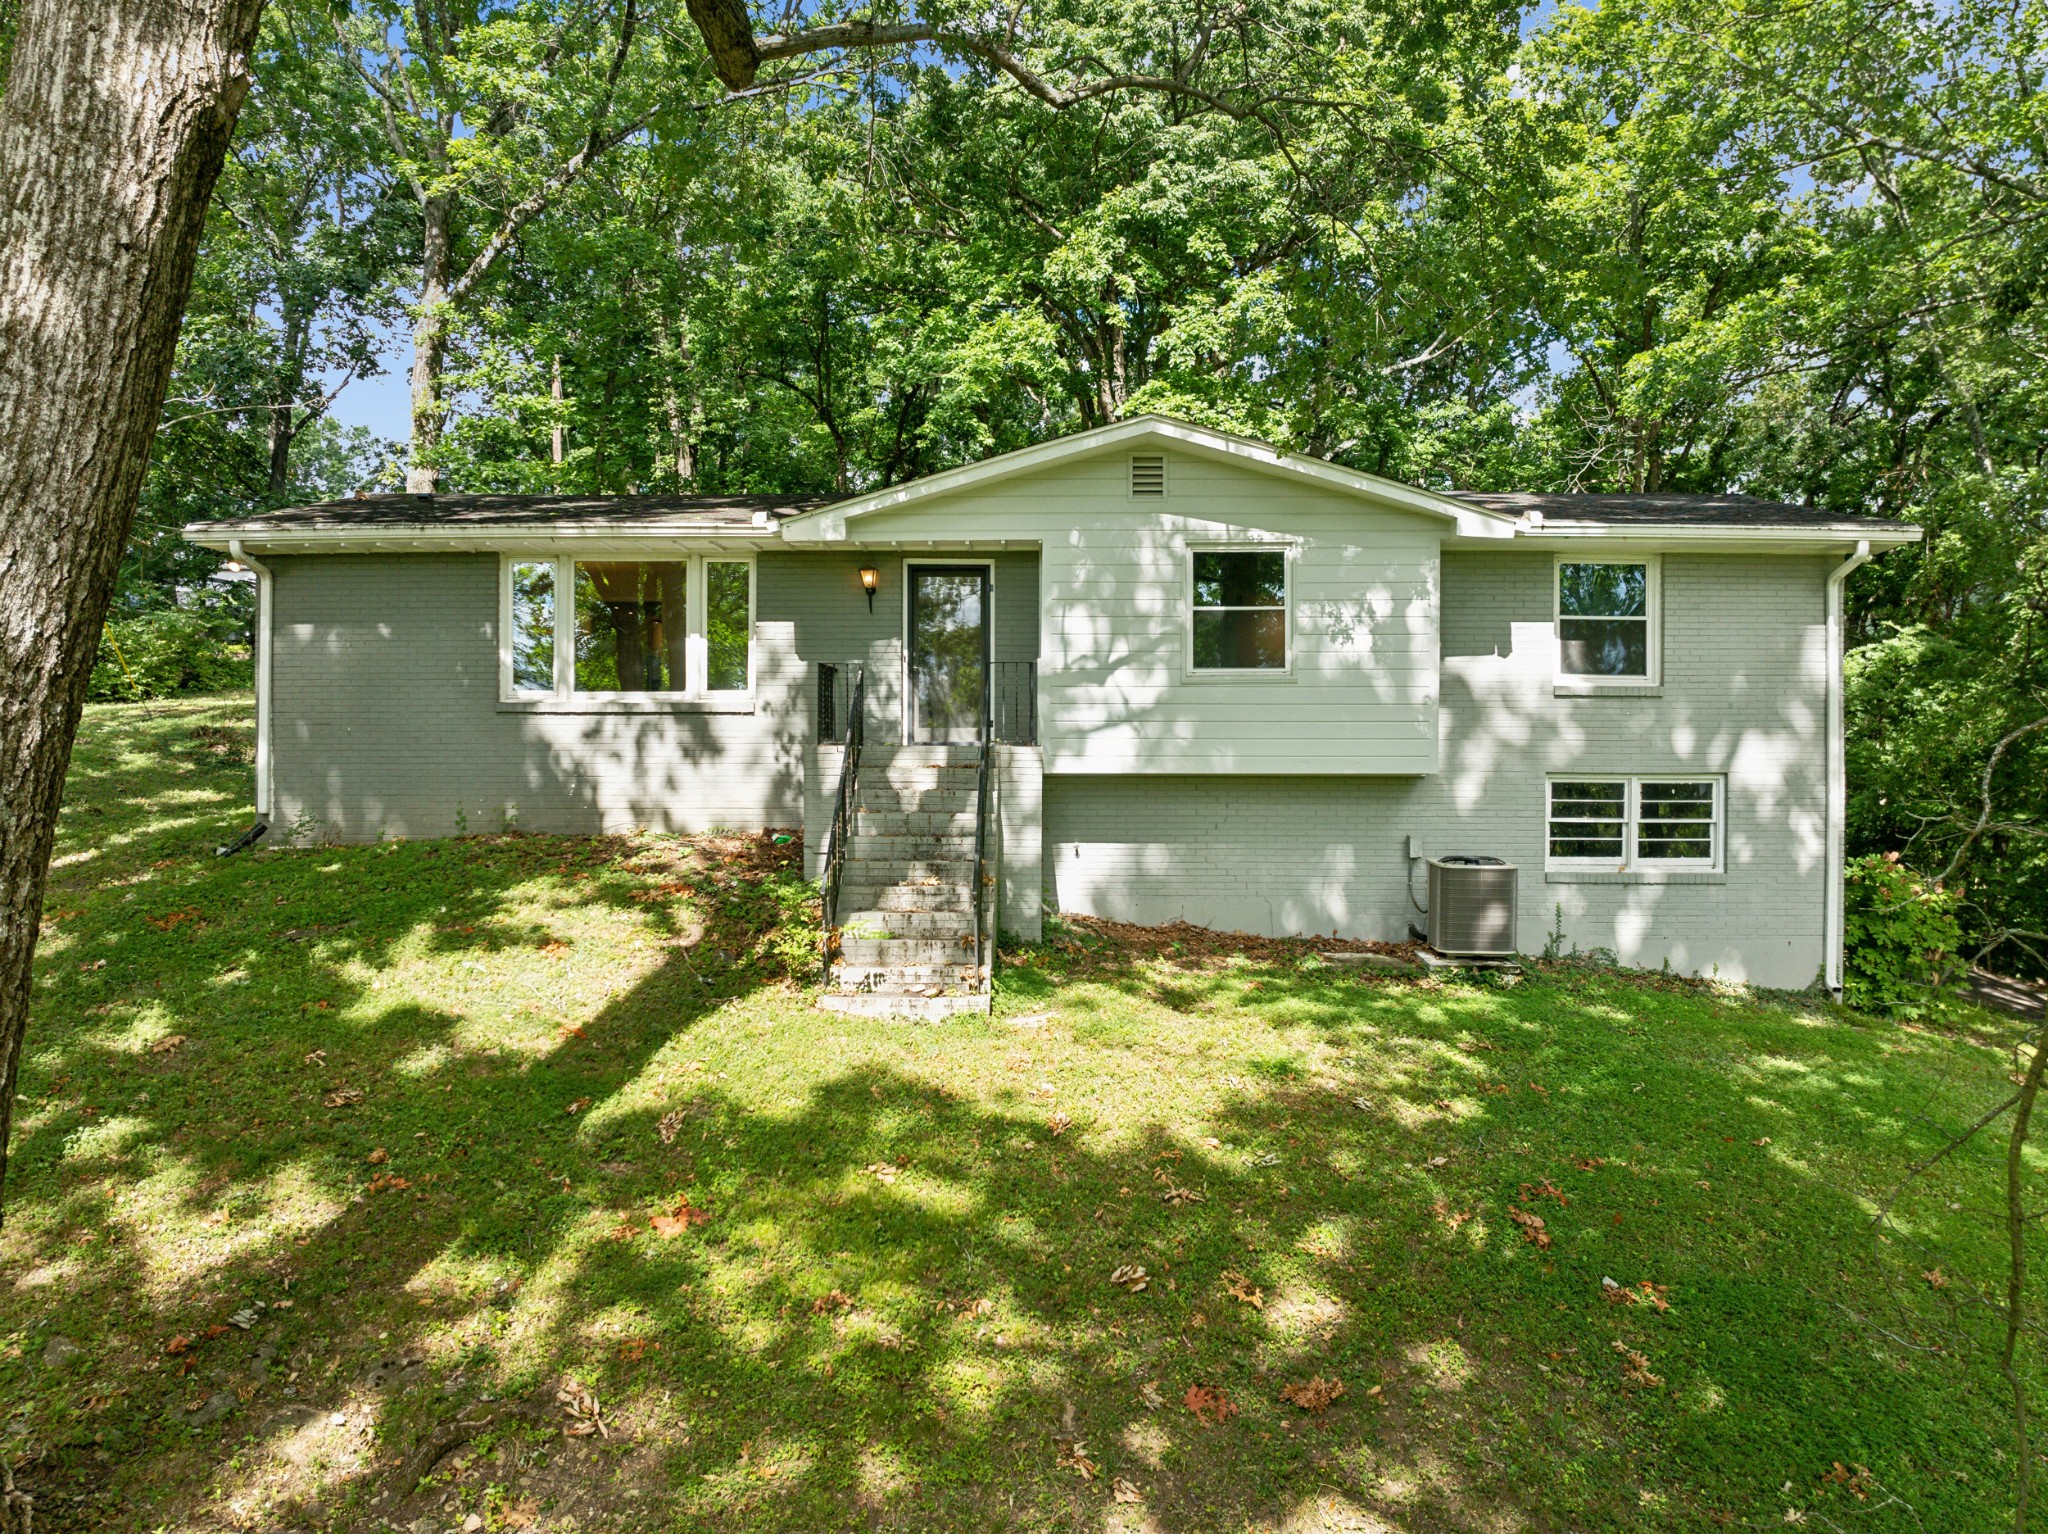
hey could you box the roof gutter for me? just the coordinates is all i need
[1824,539,1872,999]
[227,540,273,820]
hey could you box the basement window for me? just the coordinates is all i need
[1547,777,1720,871]
[499,554,753,702]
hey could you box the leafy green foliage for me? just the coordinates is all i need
[88,608,252,702]
[1843,852,1967,1015]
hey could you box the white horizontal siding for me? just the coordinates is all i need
[849,447,1442,774]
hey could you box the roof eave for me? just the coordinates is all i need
[1450,523,1922,551]
[780,416,1520,542]
[183,521,785,552]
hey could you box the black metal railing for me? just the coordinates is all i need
[819,661,865,985]
[973,660,995,980]
[989,660,1037,746]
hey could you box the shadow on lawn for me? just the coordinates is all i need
[4,703,2029,1532]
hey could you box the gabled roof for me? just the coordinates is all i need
[778,415,1521,542]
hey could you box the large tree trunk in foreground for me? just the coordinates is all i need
[0,0,266,1216]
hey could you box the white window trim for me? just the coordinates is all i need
[498,552,755,704]
[1185,541,1295,678]
[1554,553,1660,690]
[1545,775,1723,874]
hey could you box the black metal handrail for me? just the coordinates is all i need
[819,661,864,986]
[989,660,1037,746]
[973,658,994,980]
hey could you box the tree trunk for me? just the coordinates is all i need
[407,193,454,492]
[265,302,308,497]
[0,0,265,1218]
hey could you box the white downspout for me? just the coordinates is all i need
[228,540,273,820]
[1825,539,1871,998]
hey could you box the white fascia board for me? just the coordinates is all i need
[777,415,1519,542]
[1446,524,1923,554]
[182,523,782,555]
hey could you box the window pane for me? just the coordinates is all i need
[1549,780,1626,861]
[1638,781,1715,860]
[510,561,555,692]
[1560,617,1649,677]
[574,561,686,692]
[706,561,750,692]
[1193,608,1286,669]
[1559,562,1647,617]
[1193,551,1286,609]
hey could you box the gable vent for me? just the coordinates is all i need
[1129,454,1166,497]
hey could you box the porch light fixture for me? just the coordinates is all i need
[859,564,880,612]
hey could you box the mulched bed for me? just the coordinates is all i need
[1024,914,1418,970]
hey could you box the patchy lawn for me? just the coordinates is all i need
[1,695,2035,1532]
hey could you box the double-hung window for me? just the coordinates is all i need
[503,554,753,701]
[1556,557,1657,684]
[1547,777,1721,872]
[1190,547,1289,671]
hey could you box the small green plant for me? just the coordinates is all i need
[1844,851,1967,1015]
[1543,903,1569,961]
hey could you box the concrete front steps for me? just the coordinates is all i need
[819,745,992,1020]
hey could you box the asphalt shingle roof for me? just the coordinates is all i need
[199,492,828,532]
[1445,490,1916,533]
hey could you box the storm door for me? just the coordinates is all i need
[907,565,990,745]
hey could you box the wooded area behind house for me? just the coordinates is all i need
[45,0,2048,978]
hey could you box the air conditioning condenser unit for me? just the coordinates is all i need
[1427,856,1518,957]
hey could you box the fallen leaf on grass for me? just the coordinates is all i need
[1137,1379,1164,1410]
[557,1378,607,1438]
[1821,1462,1873,1500]
[1199,1136,1223,1151]
[649,1198,711,1236]
[1279,1376,1345,1412]
[1521,1179,1568,1206]
[301,1049,326,1066]
[164,1336,190,1356]
[366,1172,411,1194]
[366,1148,388,1166]
[618,1338,658,1363]
[865,1162,900,1185]
[1055,1437,1097,1479]
[1602,1276,1672,1312]
[1924,1268,1949,1290]
[564,1097,591,1114]
[1431,1199,1473,1231]
[1222,1270,1265,1308]
[1612,1339,1663,1387]
[322,1087,365,1108]
[656,1109,685,1145]
[1507,1205,1552,1249]
[1573,1156,1606,1171]
[149,1035,187,1055]
[1183,1384,1238,1425]
[812,1289,854,1314]
[1109,1264,1150,1292]
[1159,1185,1204,1206]
[539,940,570,957]
[1753,1137,1773,1147]
[1423,1154,1449,1169]
[1112,1476,1144,1503]
[1046,1109,1073,1136]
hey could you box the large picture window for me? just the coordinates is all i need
[1547,777,1720,871]
[575,561,687,692]
[1190,548,1288,671]
[1557,559,1656,681]
[500,554,752,702]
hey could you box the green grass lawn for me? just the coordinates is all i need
[2,695,2038,1532]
